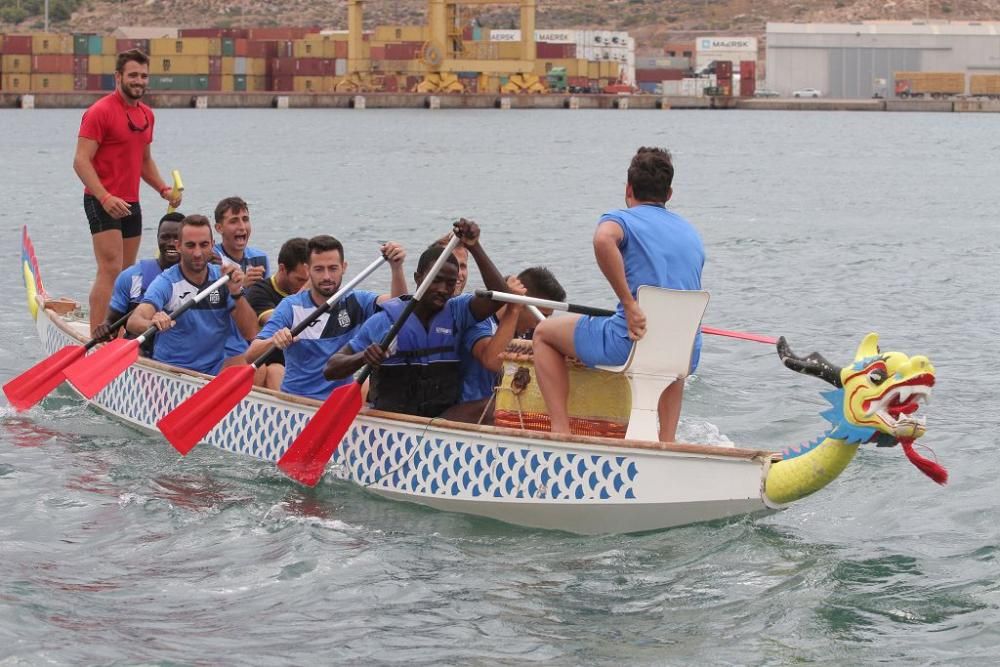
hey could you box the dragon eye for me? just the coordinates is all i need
[868,368,887,385]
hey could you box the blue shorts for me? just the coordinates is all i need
[573,315,634,368]
[573,314,702,373]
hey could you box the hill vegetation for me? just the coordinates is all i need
[2,0,995,46]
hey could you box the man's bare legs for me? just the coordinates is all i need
[657,380,684,443]
[89,230,126,335]
[531,314,581,434]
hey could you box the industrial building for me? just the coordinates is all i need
[766,21,1000,98]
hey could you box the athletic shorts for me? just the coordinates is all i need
[84,194,142,238]
[574,314,702,373]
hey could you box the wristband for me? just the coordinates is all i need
[100,192,113,206]
[159,185,173,197]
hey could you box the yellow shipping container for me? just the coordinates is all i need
[293,76,325,93]
[222,57,235,75]
[32,33,74,55]
[533,58,579,76]
[374,26,426,42]
[247,58,267,76]
[149,37,219,57]
[247,75,267,92]
[151,55,211,75]
[31,73,74,91]
[587,61,601,79]
[970,74,1000,96]
[2,73,32,92]
[88,54,117,75]
[102,36,117,55]
[294,37,338,59]
[2,54,32,74]
[600,61,621,79]
[221,74,234,92]
[495,42,528,60]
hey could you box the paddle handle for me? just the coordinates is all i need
[137,274,231,343]
[252,256,388,369]
[356,234,462,385]
[84,310,132,351]
[475,289,614,317]
[167,170,183,214]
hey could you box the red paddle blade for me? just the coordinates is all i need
[63,338,140,398]
[157,365,255,455]
[3,345,85,411]
[702,326,778,345]
[277,382,363,487]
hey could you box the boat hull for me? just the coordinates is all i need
[31,302,777,534]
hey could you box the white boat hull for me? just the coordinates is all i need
[32,304,779,534]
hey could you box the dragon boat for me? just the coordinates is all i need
[9,227,944,534]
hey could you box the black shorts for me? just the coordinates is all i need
[84,194,142,238]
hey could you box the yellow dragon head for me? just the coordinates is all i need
[777,333,946,484]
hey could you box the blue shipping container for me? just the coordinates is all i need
[88,35,104,55]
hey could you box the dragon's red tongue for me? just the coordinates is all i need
[899,438,948,485]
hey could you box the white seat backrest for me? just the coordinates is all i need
[599,286,710,378]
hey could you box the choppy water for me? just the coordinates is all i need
[1,107,998,664]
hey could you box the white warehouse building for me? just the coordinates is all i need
[766,21,1000,98]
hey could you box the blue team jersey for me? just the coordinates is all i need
[257,290,380,401]
[574,204,705,369]
[214,243,269,356]
[141,263,236,375]
[348,293,479,355]
[459,315,498,402]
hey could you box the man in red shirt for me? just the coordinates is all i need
[74,49,182,335]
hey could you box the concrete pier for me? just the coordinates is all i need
[2,92,998,112]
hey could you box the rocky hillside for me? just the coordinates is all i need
[3,0,996,47]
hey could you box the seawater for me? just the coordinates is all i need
[1,108,998,664]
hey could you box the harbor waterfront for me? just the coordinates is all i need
[5,90,1000,112]
[0,108,998,663]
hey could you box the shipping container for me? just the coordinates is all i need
[209,56,222,75]
[2,73,31,92]
[4,35,34,55]
[271,75,295,91]
[150,55,211,75]
[32,54,74,73]
[88,55,117,75]
[222,37,236,57]
[148,74,211,90]
[233,38,248,57]
[246,58,266,76]
[149,38,219,57]
[247,27,318,41]
[715,60,733,80]
[334,40,348,59]
[536,43,575,59]
[2,54,32,73]
[74,34,94,55]
[971,74,1000,96]
[116,39,150,54]
[74,74,88,90]
[85,73,114,90]
[370,45,386,61]
[208,74,221,91]
[32,33,73,55]
[247,75,266,92]
[384,42,422,60]
[374,26,426,42]
[334,58,347,77]
[246,40,276,59]
[31,73,74,91]
[73,55,89,75]
[739,61,756,97]
[635,68,685,83]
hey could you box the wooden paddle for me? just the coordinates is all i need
[277,234,463,486]
[3,311,132,411]
[64,274,231,398]
[156,255,390,456]
[475,290,778,345]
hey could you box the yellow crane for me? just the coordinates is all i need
[337,0,544,94]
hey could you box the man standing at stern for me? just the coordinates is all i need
[531,147,705,442]
[74,49,182,335]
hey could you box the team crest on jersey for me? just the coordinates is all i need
[337,308,351,328]
[209,289,221,305]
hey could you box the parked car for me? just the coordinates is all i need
[792,87,822,98]
[753,88,781,98]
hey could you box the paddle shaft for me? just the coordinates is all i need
[357,235,462,385]
[167,170,183,214]
[252,256,388,369]
[85,310,132,351]
[475,289,778,345]
[136,274,231,343]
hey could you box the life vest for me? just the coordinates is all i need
[368,296,461,418]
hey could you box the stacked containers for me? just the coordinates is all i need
[2,35,33,93]
[32,33,74,92]
[149,37,220,90]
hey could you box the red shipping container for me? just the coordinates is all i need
[179,28,223,38]
[32,54,74,73]
[370,45,386,60]
[86,74,104,90]
[246,40,276,59]
[4,35,34,54]
[334,41,348,59]
[385,43,420,60]
[294,58,332,76]
[73,55,89,75]
[116,39,150,53]
[382,75,398,93]
[536,43,575,59]
[208,74,221,91]
[247,27,318,41]
[234,39,248,57]
[209,57,222,75]
[739,61,756,97]
[271,75,294,91]
[715,61,733,80]
[269,57,296,75]
[635,68,686,83]
[74,74,88,90]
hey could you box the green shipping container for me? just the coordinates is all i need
[234,74,246,91]
[150,74,210,90]
[222,38,235,57]
[74,34,92,55]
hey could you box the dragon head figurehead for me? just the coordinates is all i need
[776,333,946,485]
